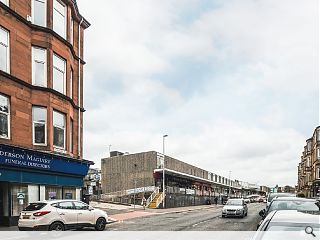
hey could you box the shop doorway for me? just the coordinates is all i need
[0,182,6,225]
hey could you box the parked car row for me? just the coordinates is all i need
[253,193,320,239]
[18,200,108,231]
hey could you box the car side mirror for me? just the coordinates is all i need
[259,209,265,217]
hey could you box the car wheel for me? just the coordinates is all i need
[95,218,106,231]
[49,222,65,231]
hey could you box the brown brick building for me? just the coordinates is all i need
[101,151,265,208]
[297,126,320,198]
[0,0,92,226]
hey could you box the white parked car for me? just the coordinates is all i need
[222,198,248,218]
[18,200,108,231]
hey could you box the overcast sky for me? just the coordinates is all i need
[76,0,319,187]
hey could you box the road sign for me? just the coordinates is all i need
[17,193,25,199]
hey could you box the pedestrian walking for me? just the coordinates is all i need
[142,196,147,210]
[214,197,218,205]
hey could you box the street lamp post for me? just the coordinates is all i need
[162,134,168,209]
[133,163,137,211]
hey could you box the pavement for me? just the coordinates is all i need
[102,202,223,223]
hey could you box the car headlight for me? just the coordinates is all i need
[223,209,227,213]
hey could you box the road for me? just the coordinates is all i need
[107,203,264,231]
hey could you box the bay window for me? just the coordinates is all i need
[32,0,47,27]
[32,47,47,87]
[32,107,47,145]
[53,54,66,94]
[53,0,66,39]
[53,111,66,149]
[0,26,9,73]
[0,94,10,139]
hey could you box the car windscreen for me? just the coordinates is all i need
[226,199,243,206]
[23,203,47,211]
[268,200,320,213]
[267,223,320,232]
[267,194,295,202]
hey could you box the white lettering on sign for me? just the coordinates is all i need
[1,150,52,169]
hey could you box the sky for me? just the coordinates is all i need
[76,0,319,187]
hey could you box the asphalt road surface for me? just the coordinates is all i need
[107,203,264,231]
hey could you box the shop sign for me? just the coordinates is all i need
[17,193,25,199]
[0,145,89,176]
[186,189,195,195]
[126,186,156,195]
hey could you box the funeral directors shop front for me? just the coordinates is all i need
[0,144,93,226]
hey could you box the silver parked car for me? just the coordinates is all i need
[254,210,320,240]
[222,198,248,218]
[257,197,320,229]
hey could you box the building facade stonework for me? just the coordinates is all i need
[297,126,320,198]
[101,151,267,208]
[0,0,92,226]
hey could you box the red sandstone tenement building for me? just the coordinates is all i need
[297,126,320,198]
[0,0,92,226]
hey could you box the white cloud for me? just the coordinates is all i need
[77,0,318,187]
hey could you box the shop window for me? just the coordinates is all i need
[32,107,47,145]
[53,0,66,39]
[32,0,47,27]
[45,186,62,200]
[0,94,10,139]
[32,47,47,87]
[53,111,66,149]
[63,187,76,199]
[11,184,29,216]
[0,26,10,73]
[53,54,66,94]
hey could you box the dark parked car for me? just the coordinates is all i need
[257,197,320,229]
